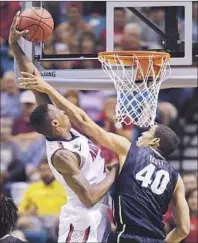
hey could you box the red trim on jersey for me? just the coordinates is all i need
[57,141,64,148]
[82,226,90,243]
[65,224,74,243]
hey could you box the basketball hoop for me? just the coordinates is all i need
[98,51,171,127]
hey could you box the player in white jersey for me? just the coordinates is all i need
[45,127,112,242]
[9,13,118,243]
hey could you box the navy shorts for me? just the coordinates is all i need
[107,232,166,243]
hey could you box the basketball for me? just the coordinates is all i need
[18,8,54,42]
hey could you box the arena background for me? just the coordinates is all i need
[0,1,197,243]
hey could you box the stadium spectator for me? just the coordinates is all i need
[157,102,178,126]
[11,90,38,138]
[79,31,97,53]
[54,43,75,69]
[0,1,20,43]
[96,96,133,141]
[1,45,15,72]
[113,8,127,45]
[182,172,197,194]
[121,23,142,51]
[184,188,198,243]
[79,90,115,121]
[18,157,66,217]
[179,2,198,42]
[63,89,80,107]
[1,71,23,119]
[21,138,46,180]
[141,7,164,48]
[0,126,26,186]
[44,2,61,28]
[41,38,56,69]
[17,158,66,236]
[100,7,127,48]
[164,173,197,235]
[55,2,92,46]
[159,88,195,113]
[121,22,159,50]
[74,31,100,69]
[10,90,45,175]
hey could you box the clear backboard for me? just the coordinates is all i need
[14,1,198,90]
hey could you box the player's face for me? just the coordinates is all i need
[56,107,71,130]
[136,126,157,147]
[49,105,71,132]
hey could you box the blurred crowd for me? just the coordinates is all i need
[37,1,198,69]
[0,1,197,243]
[1,1,198,73]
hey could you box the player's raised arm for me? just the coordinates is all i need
[19,73,131,163]
[52,149,118,207]
[9,12,51,105]
[165,176,190,243]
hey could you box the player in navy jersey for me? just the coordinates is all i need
[12,16,190,243]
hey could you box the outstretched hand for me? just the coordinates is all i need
[19,72,51,93]
[9,11,29,45]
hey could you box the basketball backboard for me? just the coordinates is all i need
[14,1,197,90]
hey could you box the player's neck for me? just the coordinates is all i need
[53,129,72,141]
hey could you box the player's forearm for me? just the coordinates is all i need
[10,41,36,74]
[10,42,51,105]
[165,227,189,243]
[88,166,118,206]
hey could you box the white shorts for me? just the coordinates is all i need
[58,202,111,243]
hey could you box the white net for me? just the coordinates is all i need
[98,52,171,127]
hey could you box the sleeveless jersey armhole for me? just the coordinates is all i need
[51,148,82,174]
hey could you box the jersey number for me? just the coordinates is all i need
[135,164,170,195]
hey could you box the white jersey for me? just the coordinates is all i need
[46,128,111,243]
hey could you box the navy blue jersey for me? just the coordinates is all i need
[113,146,178,240]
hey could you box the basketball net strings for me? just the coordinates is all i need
[100,54,171,127]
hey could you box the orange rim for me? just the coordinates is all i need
[98,51,170,66]
[98,51,170,79]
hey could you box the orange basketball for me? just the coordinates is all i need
[18,8,54,42]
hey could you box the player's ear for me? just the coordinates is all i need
[51,119,59,128]
[149,138,160,147]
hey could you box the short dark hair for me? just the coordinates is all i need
[30,104,52,136]
[154,124,179,157]
[0,196,18,238]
